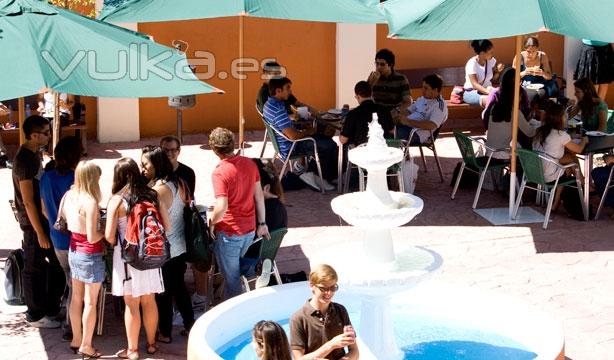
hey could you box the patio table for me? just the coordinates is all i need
[579,135,614,220]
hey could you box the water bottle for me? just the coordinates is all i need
[25,104,31,117]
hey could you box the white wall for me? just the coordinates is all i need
[336,24,377,108]
[564,37,583,99]
[95,0,141,143]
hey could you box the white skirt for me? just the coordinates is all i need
[111,245,164,297]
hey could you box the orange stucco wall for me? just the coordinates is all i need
[138,17,336,137]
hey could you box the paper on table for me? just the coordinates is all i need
[585,131,611,136]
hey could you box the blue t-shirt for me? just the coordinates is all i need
[263,96,293,159]
[39,169,74,250]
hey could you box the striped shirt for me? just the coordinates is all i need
[372,71,411,110]
[263,97,293,158]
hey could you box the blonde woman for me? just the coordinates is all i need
[62,160,105,358]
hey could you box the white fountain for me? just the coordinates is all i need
[328,115,441,359]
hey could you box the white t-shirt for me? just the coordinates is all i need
[532,129,571,183]
[43,92,69,116]
[463,56,497,90]
[407,96,448,142]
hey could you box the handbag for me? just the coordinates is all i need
[53,193,70,234]
[449,85,465,104]
[180,179,214,272]
[402,157,419,194]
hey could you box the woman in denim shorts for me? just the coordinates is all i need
[62,160,106,358]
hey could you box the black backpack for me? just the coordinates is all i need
[2,249,25,305]
[181,180,214,272]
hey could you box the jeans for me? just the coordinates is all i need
[395,125,422,145]
[292,135,338,181]
[156,253,194,337]
[21,226,65,322]
[214,231,255,299]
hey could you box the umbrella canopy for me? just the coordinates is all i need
[0,0,222,101]
[384,0,614,42]
[100,0,386,24]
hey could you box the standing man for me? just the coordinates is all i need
[208,127,270,299]
[290,264,359,360]
[13,115,65,328]
[367,48,412,120]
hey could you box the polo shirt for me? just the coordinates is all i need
[406,96,448,142]
[211,155,260,236]
[290,300,352,360]
[341,99,394,146]
[372,71,411,110]
[256,83,298,114]
[263,97,294,159]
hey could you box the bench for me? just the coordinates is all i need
[397,66,484,131]
[1,123,88,153]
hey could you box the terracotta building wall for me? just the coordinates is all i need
[138,18,337,137]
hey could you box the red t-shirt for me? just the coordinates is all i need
[212,155,260,236]
[70,232,103,254]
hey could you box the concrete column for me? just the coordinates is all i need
[336,24,377,108]
[95,0,141,143]
[564,37,582,99]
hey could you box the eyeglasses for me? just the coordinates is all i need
[375,61,388,67]
[162,147,179,154]
[316,284,339,293]
[34,130,50,136]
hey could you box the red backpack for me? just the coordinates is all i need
[121,200,170,270]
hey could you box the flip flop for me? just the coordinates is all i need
[117,349,140,360]
[146,343,159,355]
[78,349,101,359]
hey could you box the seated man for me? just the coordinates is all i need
[263,77,337,192]
[396,74,448,144]
[340,80,394,147]
[367,48,412,119]
[290,264,358,360]
[256,61,318,116]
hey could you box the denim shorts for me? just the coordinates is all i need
[463,89,482,106]
[68,250,105,283]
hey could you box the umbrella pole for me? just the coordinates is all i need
[238,13,245,153]
[509,35,523,218]
[18,97,25,145]
[52,92,60,157]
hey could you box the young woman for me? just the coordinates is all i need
[533,103,588,209]
[484,68,536,158]
[141,146,194,343]
[463,39,504,107]
[512,36,557,98]
[62,160,105,358]
[252,320,292,360]
[105,158,168,359]
[569,77,609,132]
[39,136,82,342]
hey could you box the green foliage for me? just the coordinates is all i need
[48,0,96,17]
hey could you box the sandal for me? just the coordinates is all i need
[146,343,159,355]
[156,334,172,344]
[117,349,140,360]
[78,349,101,359]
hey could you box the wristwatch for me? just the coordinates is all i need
[257,222,266,227]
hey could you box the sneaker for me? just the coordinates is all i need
[255,259,272,289]
[320,178,336,191]
[299,172,321,191]
[292,161,305,175]
[28,316,61,329]
[191,293,208,311]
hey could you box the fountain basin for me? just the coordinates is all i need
[188,281,564,360]
[349,145,404,171]
[331,191,424,228]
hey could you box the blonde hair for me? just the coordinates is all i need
[74,160,102,203]
[208,127,235,155]
[309,264,338,285]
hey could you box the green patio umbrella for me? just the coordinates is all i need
[0,0,222,101]
[383,0,614,218]
[99,0,386,146]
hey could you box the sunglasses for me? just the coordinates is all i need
[316,284,339,293]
